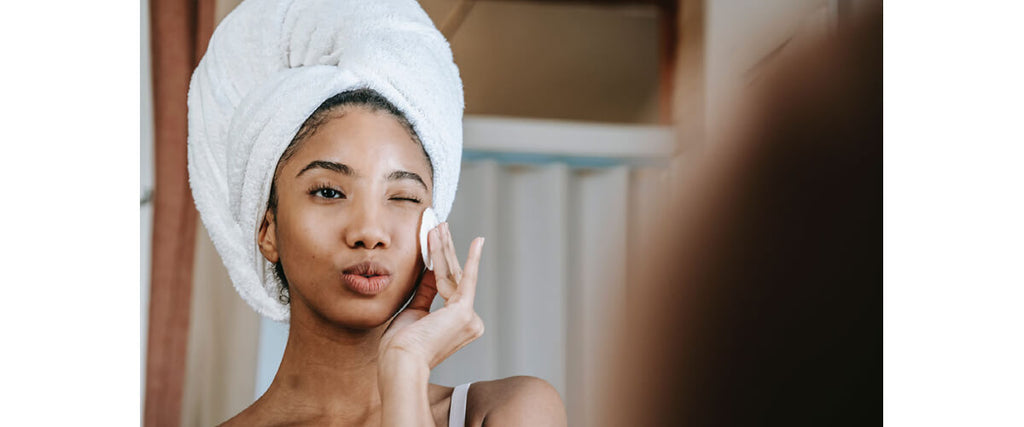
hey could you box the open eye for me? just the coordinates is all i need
[309,184,346,199]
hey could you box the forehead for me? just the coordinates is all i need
[285,108,432,184]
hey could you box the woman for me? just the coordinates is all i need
[187,0,566,425]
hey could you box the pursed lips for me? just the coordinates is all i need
[341,261,392,295]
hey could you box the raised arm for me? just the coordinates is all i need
[377,223,486,426]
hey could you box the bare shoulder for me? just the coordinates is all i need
[216,404,261,427]
[466,376,567,427]
[215,395,303,427]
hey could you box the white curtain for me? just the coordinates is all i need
[430,160,674,425]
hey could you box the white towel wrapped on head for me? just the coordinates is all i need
[187,0,464,322]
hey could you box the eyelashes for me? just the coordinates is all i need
[307,183,421,204]
[309,183,346,199]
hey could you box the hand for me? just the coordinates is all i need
[379,222,485,369]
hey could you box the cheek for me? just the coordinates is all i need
[276,208,339,267]
[391,211,426,271]
[393,214,421,256]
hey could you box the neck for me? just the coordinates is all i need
[262,304,391,422]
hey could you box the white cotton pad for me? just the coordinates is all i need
[419,207,440,270]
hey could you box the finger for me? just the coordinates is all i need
[429,227,457,300]
[439,223,461,286]
[457,237,485,302]
[442,223,463,284]
[405,269,437,312]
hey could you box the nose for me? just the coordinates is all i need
[344,200,390,250]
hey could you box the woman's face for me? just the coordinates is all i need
[259,107,432,329]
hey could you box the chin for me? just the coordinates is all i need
[332,307,396,330]
[317,294,409,330]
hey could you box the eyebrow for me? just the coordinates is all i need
[296,160,427,191]
[296,160,353,178]
[387,170,428,191]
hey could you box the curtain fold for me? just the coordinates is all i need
[426,159,672,425]
[145,0,215,425]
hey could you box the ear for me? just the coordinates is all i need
[258,209,280,264]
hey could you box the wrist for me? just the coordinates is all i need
[378,349,430,384]
[377,350,433,426]
[380,345,428,368]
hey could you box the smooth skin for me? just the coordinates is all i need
[220,107,566,426]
